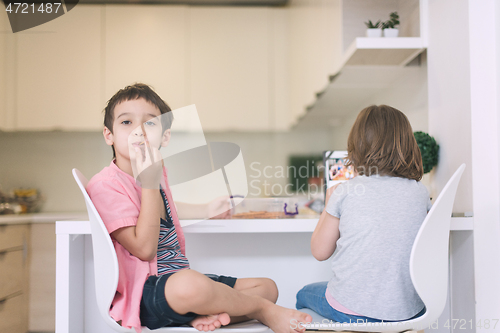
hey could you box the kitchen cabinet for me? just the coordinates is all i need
[29,223,57,331]
[189,7,272,131]
[104,5,188,112]
[0,213,86,332]
[0,5,16,131]
[7,5,294,132]
[15,6,103,131]
[0,223,30,333]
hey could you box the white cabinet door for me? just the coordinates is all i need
[104,5,188,113]
[16,6,103,130]
[189,7,271,131]
[0,3,16,131]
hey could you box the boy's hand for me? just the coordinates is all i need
[131,128,163,189]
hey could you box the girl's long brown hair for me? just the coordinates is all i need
[346,105,424,181]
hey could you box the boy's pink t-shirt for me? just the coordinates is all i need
[86,160,187,333]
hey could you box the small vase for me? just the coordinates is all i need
[366,28,382,38]
[383,28,399,37]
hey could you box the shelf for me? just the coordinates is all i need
[342,37,426,67]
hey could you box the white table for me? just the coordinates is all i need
[55,217,473,333]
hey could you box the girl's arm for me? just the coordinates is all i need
[311,185,340,261]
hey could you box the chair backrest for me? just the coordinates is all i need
[409,163,466,330]
[72,168,132,332]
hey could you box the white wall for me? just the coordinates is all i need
[427,2,477,328]
[427,0,473,212]
[328,55,429,152]
[468,0,500,331]
[426,0,500,331]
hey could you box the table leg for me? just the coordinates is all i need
[56,234,85,333]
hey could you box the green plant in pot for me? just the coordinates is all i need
[382,11,400,37]
[414,131,439,173]
[364,20,382,37]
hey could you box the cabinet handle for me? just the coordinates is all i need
[0,246,24,255]
[0,291,22,304]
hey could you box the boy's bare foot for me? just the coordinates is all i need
[257,303,312,333]
[190,313,231,332]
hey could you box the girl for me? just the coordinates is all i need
[296,105,430,323]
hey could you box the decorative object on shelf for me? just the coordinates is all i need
[382,12,400,37]
[414,131,439,173]
[364,19,382,37]
[6,188,45,214]
[0,185,21,214]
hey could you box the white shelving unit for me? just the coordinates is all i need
[294,0,428,130]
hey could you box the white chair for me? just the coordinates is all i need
[72,168,269,333]
[302,163,466,332]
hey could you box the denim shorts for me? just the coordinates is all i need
[296,281,426,323]
[140,272,237,329]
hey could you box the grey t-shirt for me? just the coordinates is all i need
[325,174,431,320]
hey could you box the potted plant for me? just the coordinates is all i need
[382,12,400,37]
[414,131,439,199]
[364,20,382,38]
[414,131,439,173]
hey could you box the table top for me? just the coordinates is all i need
[0,212,88,225]
[55,216,474,234]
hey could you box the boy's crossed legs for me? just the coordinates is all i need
[165,270,312,333]
[190,276,278,331]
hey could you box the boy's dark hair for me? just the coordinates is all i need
[346,105,424,181]
[103,83,173,158]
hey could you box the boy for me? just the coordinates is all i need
[87,83,312,333]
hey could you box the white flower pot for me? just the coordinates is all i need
[383,28,399,37]
[366,28,382,38]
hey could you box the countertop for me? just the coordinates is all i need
[0,212,88,225]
